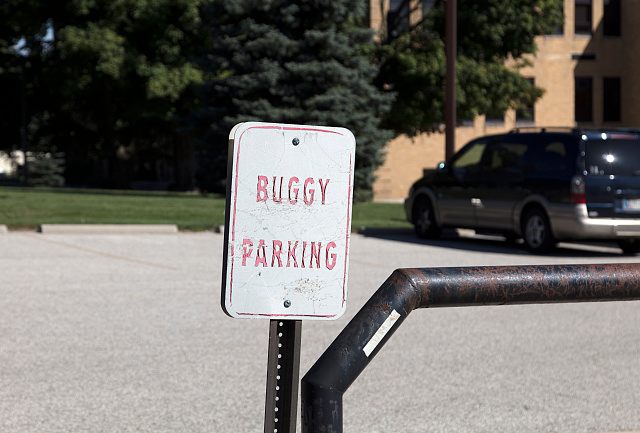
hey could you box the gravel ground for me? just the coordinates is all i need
[1,231,639,433]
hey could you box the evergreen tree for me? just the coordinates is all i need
[196,0,392,200]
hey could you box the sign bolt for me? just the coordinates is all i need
[292,138,300,146]
[284,300,291,308]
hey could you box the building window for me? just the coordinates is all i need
[387,0,410,41]
[516,78,536,123]
[603,77,621,122]
[575,0,592,34]
[575,77,593,122]
[603,0,621,36]
[422,0,435,16]
[484,101,505,125]
[485,111,504,125]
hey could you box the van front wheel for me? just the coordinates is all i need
[412,197,441,239]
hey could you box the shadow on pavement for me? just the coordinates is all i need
[358,228,625,258]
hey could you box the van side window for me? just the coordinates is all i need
[484,141,528,174]
[451,141,486,182]
[545,141,566,156]
[538,142,569,173]
[530,138,576,179]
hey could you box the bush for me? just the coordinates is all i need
[25,152,65,187]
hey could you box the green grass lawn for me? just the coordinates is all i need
[350,201,411,230]
[0,187,411,231]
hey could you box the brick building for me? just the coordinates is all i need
[371,0,636,201]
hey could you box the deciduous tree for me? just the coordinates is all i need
[377,0,563,135]
[0,0,208,187]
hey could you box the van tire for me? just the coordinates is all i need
[521,208,556,253]
[617,239,640,255]
[412,197,441,239]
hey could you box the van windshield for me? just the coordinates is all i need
[585,138,640,176]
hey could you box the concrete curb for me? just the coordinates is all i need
[0,225,7,234]
[38,224,179,234]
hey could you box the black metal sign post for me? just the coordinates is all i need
[264,319,302,433]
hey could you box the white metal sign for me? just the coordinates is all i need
[221,122,356,320]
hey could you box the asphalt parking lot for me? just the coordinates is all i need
[1,231,639,433]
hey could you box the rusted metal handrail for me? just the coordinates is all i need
[301,263,640,433]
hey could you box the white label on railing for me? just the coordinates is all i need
[363,309,401,357]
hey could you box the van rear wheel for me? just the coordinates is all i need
[522,208,556,253]
[617,239,640,255]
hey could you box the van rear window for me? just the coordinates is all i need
[585,139,640,176]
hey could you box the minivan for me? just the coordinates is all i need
[404,128,640,254]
